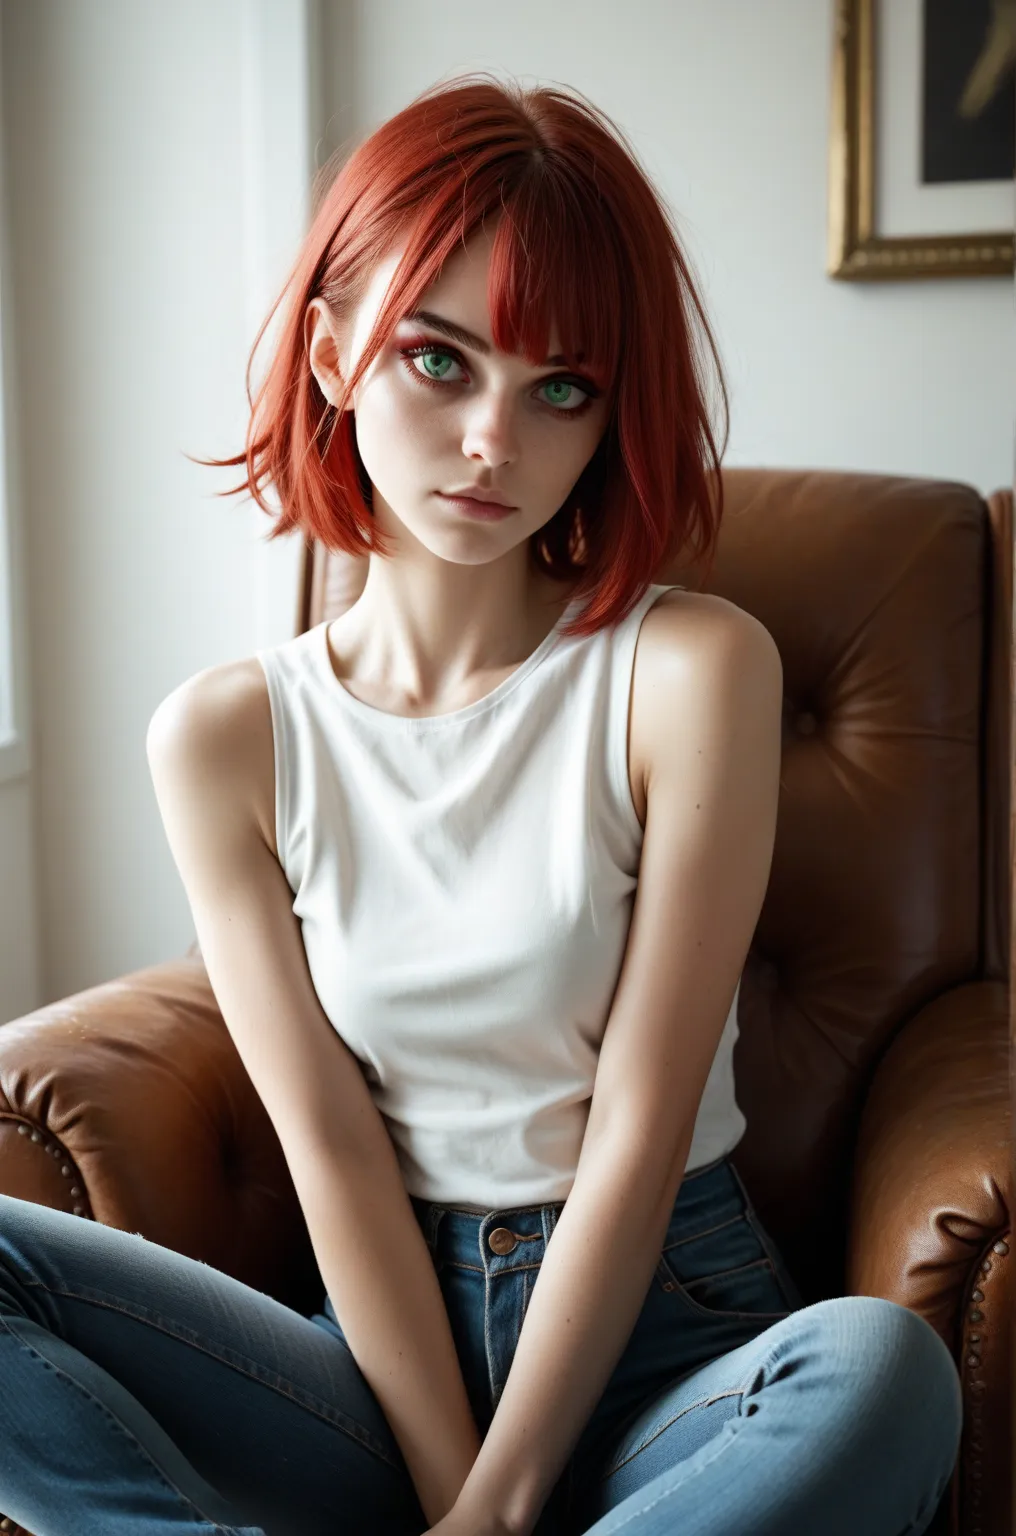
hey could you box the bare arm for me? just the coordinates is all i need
[450,601,785,1536]
[146,661,481,1527]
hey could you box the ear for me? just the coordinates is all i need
[304,298,353,412]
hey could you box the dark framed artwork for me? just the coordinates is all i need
[829,0,1014,279]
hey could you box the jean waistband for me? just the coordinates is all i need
[408,1152,734,1274]
[409,1193,566,1273]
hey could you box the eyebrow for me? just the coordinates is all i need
[404,309,579,367]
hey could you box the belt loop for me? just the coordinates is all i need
[542,1201,563,1244]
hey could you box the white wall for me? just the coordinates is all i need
[0,0,1012,1018]
[0,0,309,1017]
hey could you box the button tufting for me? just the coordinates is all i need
[488,1228,518,1256]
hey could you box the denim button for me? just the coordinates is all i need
[488,1227,518,1255]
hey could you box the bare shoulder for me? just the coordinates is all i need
[627,589,783,826]
[638,587,780,672]
[146,655,278,860]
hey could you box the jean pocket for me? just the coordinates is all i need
[653,1161,797,1322]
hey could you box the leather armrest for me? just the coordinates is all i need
[848,980,1011,1536]
[0,955,321,1314]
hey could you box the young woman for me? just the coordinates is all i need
[0,74,961,1536]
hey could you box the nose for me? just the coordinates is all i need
[460,388,518,470]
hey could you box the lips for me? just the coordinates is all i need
[441,488,516,507]
[436,492,517,520]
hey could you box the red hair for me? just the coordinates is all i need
[201,73,728,636]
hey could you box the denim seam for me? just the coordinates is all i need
[595,1367,774,1534]
[600,1324,792,1485]
[517,1267,530,1342]
[681,1256,779,1290]
[602,1387,745,1479]
[741,1209,802,1312]
[0,1311,250,1533]
[598,1434,726,1532]
[662,1213,743,1249]
[656,1254,790,1322]
[725,1163,802,1312]
[19,1279,401,1470]
[448,1258,546,1276]
[483,1242,499,1409]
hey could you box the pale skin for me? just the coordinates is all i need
[302,222,610,732]
[147,218,784,1536]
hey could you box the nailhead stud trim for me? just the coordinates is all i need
[10,1122,88,1218]
[958,1234,1011,1528]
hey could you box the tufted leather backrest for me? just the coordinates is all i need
[297,467,1010,1300]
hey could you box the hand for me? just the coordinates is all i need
[423,1510,517,1536]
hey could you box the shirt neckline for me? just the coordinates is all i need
[313,596,587,728]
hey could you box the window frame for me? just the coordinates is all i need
[0,43,30,787]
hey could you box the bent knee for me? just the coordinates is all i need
[807,1295,963,1462]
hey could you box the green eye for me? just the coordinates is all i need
[419,349,456,380]
[543,380,578,408]
[399,341,595,416]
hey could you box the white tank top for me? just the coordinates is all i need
[256,582,746,1206]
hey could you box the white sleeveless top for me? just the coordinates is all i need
[256,582,746,1206]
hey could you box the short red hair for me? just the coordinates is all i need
[205,73,728,636]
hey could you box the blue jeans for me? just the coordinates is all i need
[0,1154,962,1535]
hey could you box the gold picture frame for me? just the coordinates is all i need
[828,0,1014,280]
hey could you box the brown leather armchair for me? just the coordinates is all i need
[0,468,1010,1536]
